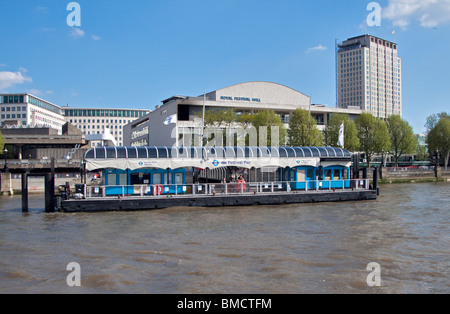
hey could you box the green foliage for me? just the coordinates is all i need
[386,115,417,167]
[252,110,287,146]
[236,112,255,128]
[196,108,237,128]
[425,112,449,134]
[0,130,4,152]
[355,113,390,167]
[427,117,450,169]
[324,113,360,151]
[194,108,238,146]
[288,108,323,147]
[415,146,429,161]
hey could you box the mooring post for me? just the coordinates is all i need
[22,171,28,212]
[373,167,379,195]
[352,154,360,179]
[45,173,52,212]
[45,158,56,213]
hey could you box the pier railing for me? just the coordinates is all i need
[80,179,370,199]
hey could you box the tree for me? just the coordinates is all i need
[195,108,237,129]
[324,113,360,151]
[425,112,449,134]
[415,145,429,161]
[386,115,417,168]
[252,110,287,146]
[427,118,450,169]
[236,112,255,129]
[194,108,238,146]
[355,113,391,168]
[0,130,4,152]
[288,108,323,147]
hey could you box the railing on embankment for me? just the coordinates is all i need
[364,167,450,181]
[80,179,371,199]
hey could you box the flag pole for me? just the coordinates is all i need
[201,89,206,148]
[337,120,345,148]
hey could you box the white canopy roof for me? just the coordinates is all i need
[84,146,352,171]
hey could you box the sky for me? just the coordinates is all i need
[1,0,449,133]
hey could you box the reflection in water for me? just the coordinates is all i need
[0,182,448,293]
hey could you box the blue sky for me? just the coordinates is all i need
[1,0,449,133]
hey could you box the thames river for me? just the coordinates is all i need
[0,182,448,294]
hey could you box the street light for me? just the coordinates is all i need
[3,148,8,173]
[434,150,439,178]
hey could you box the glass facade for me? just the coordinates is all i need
[2,95,24,104]
[27,95,62,114]
[64,108,150,147]
[64,108,148,118]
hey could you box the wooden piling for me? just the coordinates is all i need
[21,172,28,212]
[45,158,56,213]
[373,167,379,195]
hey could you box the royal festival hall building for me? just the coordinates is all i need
[124,81,363,147]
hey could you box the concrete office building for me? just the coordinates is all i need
[1,122,88,160]
[124,81,363,147]
[0,93,66,132]
[337,34,402,119]
[63,107,150,146]
[0,94,150,146]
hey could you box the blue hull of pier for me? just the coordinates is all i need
[60,190,377,213]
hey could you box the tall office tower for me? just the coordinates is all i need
[337,35,402,119]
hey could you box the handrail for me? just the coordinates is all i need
[81,179,371,199]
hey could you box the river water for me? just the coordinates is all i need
[0,182,448,294]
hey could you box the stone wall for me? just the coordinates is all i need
[365,167,450,181]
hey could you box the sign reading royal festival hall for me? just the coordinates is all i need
[220,96,261,103]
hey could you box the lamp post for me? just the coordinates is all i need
[434,150,439,178]
[3,148,8,173]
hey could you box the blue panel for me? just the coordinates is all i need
[137,147,148,158]
[225,147,235,158]
[85,149,94,158]
[285,147,296,157]
[117,147,127,158]
[293,147,304,157]
[303,148,312,157]
[317,147,328,157]
[157,147,168,158]
[325,147,336,157]
[309,147,320,157]
[148,147,158,158]
[106,147,116,158]
[234,147,245,158]
[127,147,137,158]
[95,147,106,158]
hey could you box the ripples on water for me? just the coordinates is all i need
[0,183,448,294]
